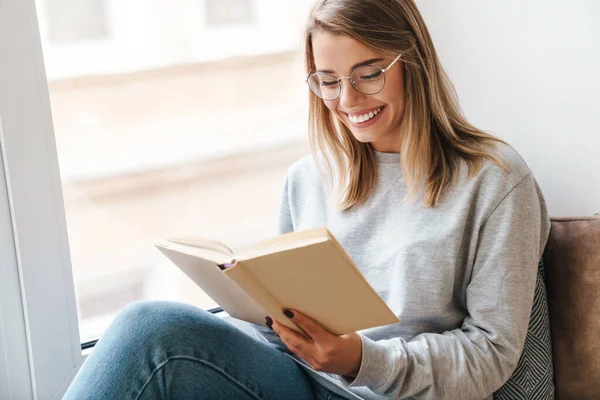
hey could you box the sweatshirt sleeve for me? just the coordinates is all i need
[337,173,551,400]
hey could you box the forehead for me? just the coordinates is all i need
[311,31,384,74]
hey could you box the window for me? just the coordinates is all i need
[36,0,313,344]
[46,0,109,44]
[205,0,255,26]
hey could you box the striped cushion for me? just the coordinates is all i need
[493,259,555,399]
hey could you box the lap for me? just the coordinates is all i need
[65,301,346,400]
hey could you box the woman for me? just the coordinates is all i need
[64,0,551,399]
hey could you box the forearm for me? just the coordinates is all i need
[340,316,530,400]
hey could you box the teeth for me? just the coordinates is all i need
[349,107,382,123]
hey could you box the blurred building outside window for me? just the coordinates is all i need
[34,0,313,343]
[205,0,255,26]
[46,0,109,44]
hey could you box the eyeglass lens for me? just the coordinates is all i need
[307,65,385,100]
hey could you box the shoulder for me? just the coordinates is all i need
[470,142,532,191]
[281,152,336,207]
[478,142,531,185]
[449,142,537,214]
[287,153,318,177]
[466,143,550,257]
[284,153,323,189]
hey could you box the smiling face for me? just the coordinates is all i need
[311,31,406,153]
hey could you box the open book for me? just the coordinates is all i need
[154,227,399,335]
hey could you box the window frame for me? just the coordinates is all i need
[0,0,83,398]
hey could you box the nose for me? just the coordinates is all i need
[338,78,366,110]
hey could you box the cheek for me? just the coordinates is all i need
[323,100,338,113]
[374,90,406,130]
[379,74,405,107]
[380,91,406,123]
[323,100,344,123]
[380,86,404,107]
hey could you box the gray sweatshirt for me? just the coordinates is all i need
[253,143,551,400]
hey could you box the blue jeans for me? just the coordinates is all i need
[63,301,347,399]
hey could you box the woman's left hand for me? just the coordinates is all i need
[268,309,362,377]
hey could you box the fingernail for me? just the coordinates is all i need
[265,316,273,329]
[283,309,294,319]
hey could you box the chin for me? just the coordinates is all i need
[348,129,381,144]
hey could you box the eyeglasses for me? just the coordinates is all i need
[306,54,402,101]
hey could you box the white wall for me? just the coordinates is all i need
[418,0,600,216]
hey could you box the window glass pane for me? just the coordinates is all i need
[35,0,312,343]
[205,0,255,26]
[47,0,109,44]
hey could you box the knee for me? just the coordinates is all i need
[110,301,230,346]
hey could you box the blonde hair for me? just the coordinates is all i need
[304,0,509,210]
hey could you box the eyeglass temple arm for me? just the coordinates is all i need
[305,53,403,80]
[382,54,403,73]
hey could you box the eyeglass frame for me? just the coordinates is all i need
[306,53,403,100]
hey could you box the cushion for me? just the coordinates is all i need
[494,258,555,399]
[543,216,600,400]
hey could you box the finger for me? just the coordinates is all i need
[271,312,312,341]
[272,320,326,372]
[283,309,332,343]
[271,318,311,343]
[271,318,315,359]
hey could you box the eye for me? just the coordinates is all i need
[359,70,383,81]
[320,79,339,87]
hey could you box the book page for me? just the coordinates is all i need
[240,238,399,335]
[155,240,234,265]
[166,236,234,257]
[154,243,267,326]
[238,227,330,261]
[225,264,302,334]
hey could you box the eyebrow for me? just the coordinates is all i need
[316,58,385,74]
